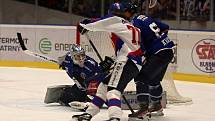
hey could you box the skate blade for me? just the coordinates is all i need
[150,111,164,116]
[128,114,150,121]
[70,117,89,121]
[168,100,193,105]
[69,101,88,110]
[128,116,150,121]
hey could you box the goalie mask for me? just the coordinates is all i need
[70,44,86,67]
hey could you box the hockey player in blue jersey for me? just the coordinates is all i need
[128,8,175,119]
[44,44,114,107]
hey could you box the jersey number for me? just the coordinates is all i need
[127,25,141,45]
[149,22,161,37]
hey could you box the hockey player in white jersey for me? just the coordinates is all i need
[72,2,143,121]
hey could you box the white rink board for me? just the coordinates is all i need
[0,24,214,76]
[0,24,76,62]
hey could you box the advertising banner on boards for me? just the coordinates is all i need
[0,25,214,76]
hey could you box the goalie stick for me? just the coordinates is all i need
[17,32,111,92]
[84,33,135,114]
[17,33,58,63]
[85,33,103,62]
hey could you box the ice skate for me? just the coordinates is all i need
[69,101,90,111]
[128,103,150,121]
[72,113,92,121]
[148,101,164,116]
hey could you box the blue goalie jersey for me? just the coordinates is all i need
[61,53,109,90]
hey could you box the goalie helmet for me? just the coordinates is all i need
[70,44,86,67]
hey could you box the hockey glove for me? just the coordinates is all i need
[80,18,92,24]
[99,56,115,72]
[77,24,89,35]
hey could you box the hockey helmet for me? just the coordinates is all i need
[109,1,138,14]
[70,44,86,67]
[108,2,124,14]
[123,2,138,14]
[109,1,139,20]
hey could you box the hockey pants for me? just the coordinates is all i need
[135,49,174,104]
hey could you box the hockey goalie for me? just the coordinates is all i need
[44,44,114,110]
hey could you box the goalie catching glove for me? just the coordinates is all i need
[57,54,67,69]
[99,56,115,72]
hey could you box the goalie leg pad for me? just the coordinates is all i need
[44,85,73,104]
[44,84,88,105]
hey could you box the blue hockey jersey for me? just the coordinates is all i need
[61,53,109,90]
[132,15,175,56]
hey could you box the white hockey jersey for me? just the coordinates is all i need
[80,15,141,62]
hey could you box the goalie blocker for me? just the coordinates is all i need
[44,85,167,111]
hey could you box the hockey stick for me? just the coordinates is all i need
[85,33,103,62]
[17,32,109,91]
[84,33,135,114]
[17,33,58,64]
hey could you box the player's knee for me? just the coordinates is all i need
[149,84,162,90]
[135,72,152,84]
[135,80,144,85]
[149,84,163,97]
[96,83,107,100]
[107,89,121,100]
[107,89,121,108]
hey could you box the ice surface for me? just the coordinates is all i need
[0,67,215,121]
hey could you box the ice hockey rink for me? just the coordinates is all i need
[0,67,215,121]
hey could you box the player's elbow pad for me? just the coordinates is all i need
[77,25,89,35]
[163,29,169,34]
